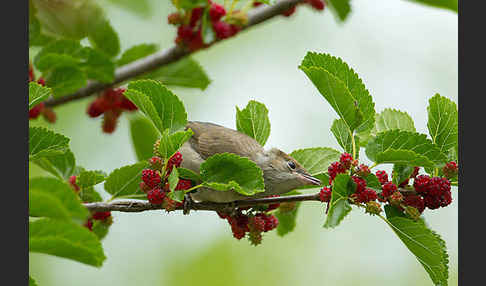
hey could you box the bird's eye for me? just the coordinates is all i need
[287,161,296,169]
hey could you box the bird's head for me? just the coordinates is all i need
[257,148,321,195]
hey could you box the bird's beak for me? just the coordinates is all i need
[298,173,321,186]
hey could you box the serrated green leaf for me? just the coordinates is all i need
[331,119,353,154]
[177,167,203,184]
[427,94,458,156]
[45,65,87,97]
[29,218,106,267]
[236,100,271,146]
[104,161,149,197]
[141,58,211,90]
[158,129,194,159]
[88,19,120,57]
[275,202,301,236]
[384,205,449,285]
[29,82,52,109]
[128,80,188,133]
[366,130,447,167]
[34,40,83,70]
[327,0,352,21]
[290,147,341,176]
[300,52,375,132]
[200,153,265,196]
[407,0,457,12]
[33,149,76,180]
[392,164,415,185]
[374,108,416,134]
[29,127,70,161]
[324,174,353,228]
[129,115,160,161]
[375,149,436,167]
[77,170,106,188]
[29,275,38,286]
[124,89,164,133]
[29,177,88,220]
[176,0,207,10]
[117,43,158,66]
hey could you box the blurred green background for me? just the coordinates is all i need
[29,0,458,285]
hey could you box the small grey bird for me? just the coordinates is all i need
[179,121,321,203]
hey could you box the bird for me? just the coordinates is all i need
[179,121,321,203]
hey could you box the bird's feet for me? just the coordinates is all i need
[183,193,193,215]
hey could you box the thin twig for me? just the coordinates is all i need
[44,0,305,108]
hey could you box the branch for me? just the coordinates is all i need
[84,187,416,213]
[44,0,305,108]
[84,192,321,213]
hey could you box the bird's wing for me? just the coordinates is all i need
[185,121,264,160]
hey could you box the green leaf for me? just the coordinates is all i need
[141,58,211,90]
[366,130,447,167]
[407,0,457,13]
[290,147,341,176]
[128,80,188,133]
[33,149,76,180]
[331,119,353,154]
[427,94,458,155]
[29,177,88,220]
[300,52,375,132]
[29,218,106,267]
[129,115,160,161]
[76,170,106,188]
[158,129,194,159]
[363,173,382,191]
[392,164,415,185]
[78,47,115,83]
[384,205,449,285]
[117,43,158,66]
[275,202,301,236]
[87,19,120,57]
[29,127,70,161]
[92,219,112,240]
[29,275,38,286]
[327,0,352,21]
[200,153,265,196]
[324,174,354,228]
[104,161,149,198]
[106,0,152,17]
[176,0,208,10]
[123,89,164,132]
[177,167,203,184]
[29,82,52,109]
[168,168,179,193]
[201,7,215,45]
[235,100,271,146]
[79,186,103,203]
[374,108,416,134]
[29,15,54,47]
[45,65,87,97]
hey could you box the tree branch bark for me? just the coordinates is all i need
[84,192,320,213]
[44,0,305,108]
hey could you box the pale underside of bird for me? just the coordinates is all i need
[179,121,321,203]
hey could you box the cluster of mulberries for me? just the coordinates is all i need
[86,87,138,133]
[169,1,243,52]
[29,64,56,123]
[139,152,192,212]
[319,152,457,219]
[218,209,279,245]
